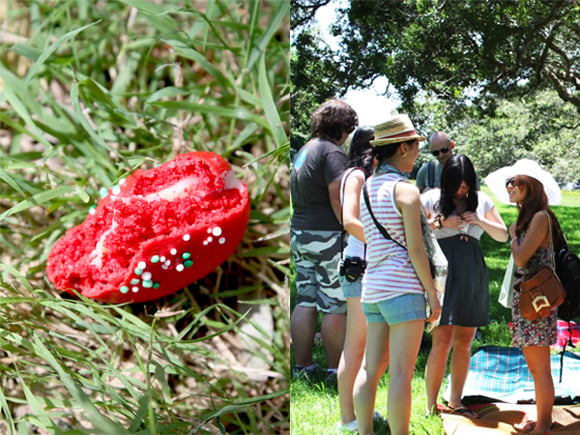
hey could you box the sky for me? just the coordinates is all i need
[314,1,400,127]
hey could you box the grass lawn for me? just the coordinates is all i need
[290,187,580,434]
[0,1,289,432]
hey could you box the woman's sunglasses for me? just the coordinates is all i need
[432,147,450,156]
[505,177,517,188]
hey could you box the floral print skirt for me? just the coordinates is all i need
[510,230,557,347]
[510,287,557,347]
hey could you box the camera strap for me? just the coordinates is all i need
[363,179,407,251]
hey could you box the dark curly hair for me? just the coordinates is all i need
[310,99,358,143]
[346,126,374,175]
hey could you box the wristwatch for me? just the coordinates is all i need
[433,215,442,230]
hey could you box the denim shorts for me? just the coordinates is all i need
[339,273,362,298]
[362,293,426,325]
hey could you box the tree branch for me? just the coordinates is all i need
[544,65,580,109]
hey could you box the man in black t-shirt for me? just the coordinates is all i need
[290,99,358,380]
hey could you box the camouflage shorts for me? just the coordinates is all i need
[291,229,346,314]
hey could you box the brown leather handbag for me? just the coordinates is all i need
[518,212,566,321]
[519,266,565,321]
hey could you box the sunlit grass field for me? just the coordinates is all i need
[290,187,580,434]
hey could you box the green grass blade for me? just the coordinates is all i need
[25,22,98,85]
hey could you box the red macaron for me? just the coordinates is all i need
[46,151,251,303]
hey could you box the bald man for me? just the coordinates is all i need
[416,132,455,193]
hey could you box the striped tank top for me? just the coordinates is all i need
[359,172,424,303]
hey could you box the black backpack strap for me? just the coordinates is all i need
[428,161,436,188]
[363,179,407,250]
[560,326,567,383]
[559,321,578,383]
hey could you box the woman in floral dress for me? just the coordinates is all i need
[507,174,560,433]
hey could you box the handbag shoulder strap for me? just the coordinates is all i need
[363,179,407,250]
[544,210,556,270]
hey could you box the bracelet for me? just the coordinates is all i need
[510,239,518,247]
[433,215,442,230]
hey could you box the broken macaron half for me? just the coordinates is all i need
[46,151,251,303]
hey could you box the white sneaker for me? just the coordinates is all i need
[372,411,387,423]
[337,412,387,432]
[337,419,357,432]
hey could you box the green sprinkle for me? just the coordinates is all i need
[142,280,153,288]
[184,260,193,267]
[134,268,143,275]
[99,187,109,198]
[153,282,160,289]
[130,278,140,285]
[182,252,191,260]
[151,255,160,263]
[120,286,129,294]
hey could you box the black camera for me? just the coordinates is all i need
[339,257,366,282]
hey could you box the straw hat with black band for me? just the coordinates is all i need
[370,114,426,147]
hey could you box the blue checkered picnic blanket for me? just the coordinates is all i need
[443,345,580,403]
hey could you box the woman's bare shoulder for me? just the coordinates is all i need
[395,181,420,205]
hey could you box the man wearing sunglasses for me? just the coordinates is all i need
[416,131,455,192]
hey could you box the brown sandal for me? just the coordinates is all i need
[447,406,479,419]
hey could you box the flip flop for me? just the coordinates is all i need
[514,419,553,433]
[425,403,448,417]
[514,420,535,433]
[447,406,479,419]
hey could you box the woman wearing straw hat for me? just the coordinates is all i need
[353,114,441,435]
[421,154,508,418]
[486,159,562,433]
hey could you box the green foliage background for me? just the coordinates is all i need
[290,1,580,184]
[0,0,289,433]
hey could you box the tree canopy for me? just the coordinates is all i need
[291,0,344,146]
[333,0,580,117]
[290,0,580,181]
[444,90,580,183]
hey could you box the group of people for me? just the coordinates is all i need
[291,98,563,434]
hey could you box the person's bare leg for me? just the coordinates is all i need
[387,319,424,435]
[520,345,553,433]
[291,305,318,367]
[425,325,453,414]
[448,326,477,409]
[321,311,346,369]
[338,297,367,424]
[353,322,390,435]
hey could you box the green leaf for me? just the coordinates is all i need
[258,53,287,147]
[0,186,77,221]
[25,22,99,85]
